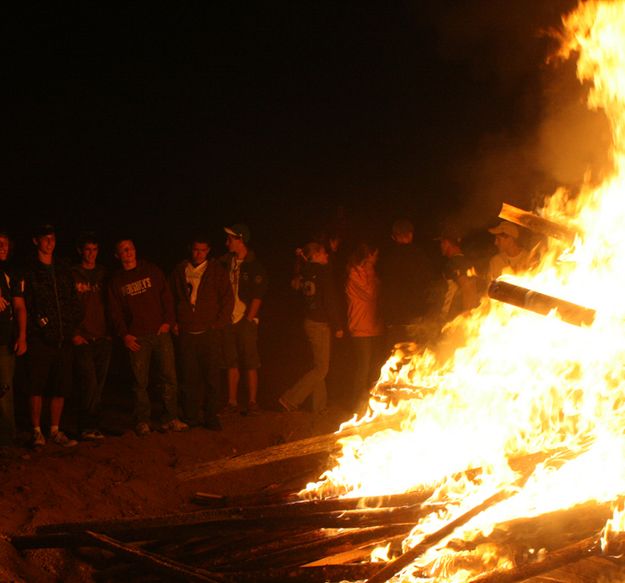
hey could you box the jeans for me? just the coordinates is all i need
[282,319,330,412]
[127,333,179,424]
[352,336,384,404]
[178,329,221,424]
[0,345,15,445]
[74,337,112,432]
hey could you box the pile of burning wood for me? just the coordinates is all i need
[9,420,625,583]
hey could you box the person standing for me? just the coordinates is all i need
[170,235,233,430]
[378,218,432,349]
[0,231,27,446]
[487,221,530,281]
[279,242,343,413]
[108,238,188,436]
[71,233,111,441]
[438,226,479,323]
[345,242,385,409]
[22,224,81,448]
[220,224,268,416]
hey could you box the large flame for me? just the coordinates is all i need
[304,1,625,580]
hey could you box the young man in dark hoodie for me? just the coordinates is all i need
[71,232,111,441]
[22,224,82,448]
[169,235,233,430]
[108,238,188,436]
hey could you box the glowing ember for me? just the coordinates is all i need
[303,1,625,580]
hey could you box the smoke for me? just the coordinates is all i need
[427,0,613,233]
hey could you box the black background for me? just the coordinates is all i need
[6,0,599,268]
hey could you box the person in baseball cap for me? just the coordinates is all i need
[223,223,251,244]
[488,221,520,240]
[488,221,529,280]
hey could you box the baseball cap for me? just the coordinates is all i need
[435,222,463,243]
[224,223,251,244]
[488,221,519,239]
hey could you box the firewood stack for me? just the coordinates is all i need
[9,427,625,582]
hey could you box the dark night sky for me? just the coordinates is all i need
[8,1,603,267]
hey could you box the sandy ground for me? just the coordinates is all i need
[0,399,351,582]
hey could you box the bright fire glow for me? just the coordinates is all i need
[303,1,625,580]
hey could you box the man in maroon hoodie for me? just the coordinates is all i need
[108,238,188,436]
[169,235,233,430]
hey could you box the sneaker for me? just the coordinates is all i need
[220,403,239,416]
[161,418,189,432]
[81,429,105,441]
[32,429,46,448]
[278,397,297,412]
[50,431,77,448]
[135,422,151,436]
[247,401,261,416]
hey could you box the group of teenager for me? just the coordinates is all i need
[278,217,531,414]
[0,222,267,448]
[0,214,529,449]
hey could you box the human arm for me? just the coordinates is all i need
[12,296,27,355]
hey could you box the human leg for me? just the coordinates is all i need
[178,332,201,425]
[74,342,98,433]
[309,321,331,412]
[200,329,222,423]
[221,324,240,409]
[48,343,77,446]
[351,336,372,405]
[127,337,153,425]
[153,332,180,424]
[238,319,260,408]
[0,345,16,445]
[281,320,330,411]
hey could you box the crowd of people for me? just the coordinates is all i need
[0,215,532,450]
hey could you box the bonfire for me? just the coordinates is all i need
[298,0,625,580]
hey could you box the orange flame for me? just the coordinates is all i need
[304,1,625,580]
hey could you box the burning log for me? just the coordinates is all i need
[366,487,517,583]
[488,279,596,326]
[498,203,579,245]
[199,525,410,570]
[177,417,397,482]
[467,530,625,583]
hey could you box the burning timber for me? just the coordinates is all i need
[498,203,579,245]
[487,279,596,326]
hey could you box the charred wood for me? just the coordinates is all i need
[466,530,625,583]
[498,203,579,245]
[199,525,411,570]
[366,487,518,583]
[176,418,397,482]
[488,280,595,326]
[84,531,224,583]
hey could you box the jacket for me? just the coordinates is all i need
[21,258,83,346]
[169,258,234,332]
[220,250,268,307]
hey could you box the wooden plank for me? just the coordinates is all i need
[176,418,396,482]
[498,203,579,244]
[84,531,224,583]
[366,488,518,583]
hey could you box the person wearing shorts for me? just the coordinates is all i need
[22,224,82,448]
[220,224,267,416]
